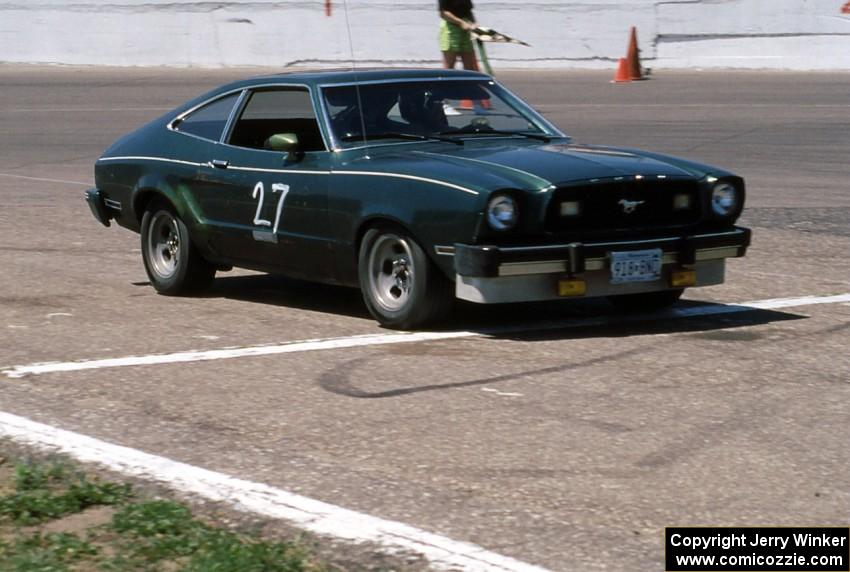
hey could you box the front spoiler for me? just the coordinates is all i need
[454,227,751,278]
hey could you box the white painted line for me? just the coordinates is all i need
[2,332,475,378]
[739,293,850,310]
[482,388,524,398]
[0,172,90,187]
[3,293,850,379]
[0,411,549,572]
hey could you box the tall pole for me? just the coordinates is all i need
[475,39,494,76]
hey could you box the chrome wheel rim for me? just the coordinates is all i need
[368,234,415,312]
[147,211,180,279]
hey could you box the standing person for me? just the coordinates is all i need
[439,0,478,70]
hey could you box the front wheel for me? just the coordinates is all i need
[358,227,452,329]
[607,289,684,312]
[141,201,215,295]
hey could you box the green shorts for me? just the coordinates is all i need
[439,20,474,54]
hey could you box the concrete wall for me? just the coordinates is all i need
[1,1,848,69]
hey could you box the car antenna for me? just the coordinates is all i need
[342,0,370,157]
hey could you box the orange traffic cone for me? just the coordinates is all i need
[626,26,644,80]
[612,57,631,83]
[613,27,645,83]
[843,1,850,13]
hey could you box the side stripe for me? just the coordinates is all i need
[97,156,203,168]
[333,170,479,195]
[228,166,331,176]
[96,157,480,196]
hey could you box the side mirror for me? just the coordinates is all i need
[266,133,303,162]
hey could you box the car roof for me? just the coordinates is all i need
[170,68,494,120]
[220,68,490,92]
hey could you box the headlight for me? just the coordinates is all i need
[711,183,739,217]
[487,194,518,231]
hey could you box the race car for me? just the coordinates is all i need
[86,68,750,329]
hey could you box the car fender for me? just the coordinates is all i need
[330,172,483,284]
[131,175,213,249]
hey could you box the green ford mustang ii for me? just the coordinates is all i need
[86,68,751,329]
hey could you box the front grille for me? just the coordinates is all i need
[545,179,702,235]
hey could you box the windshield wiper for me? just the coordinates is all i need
[341,132,464,146]
[442,129,552,142]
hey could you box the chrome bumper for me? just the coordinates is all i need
[450,227,750,304]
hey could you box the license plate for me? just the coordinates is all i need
[610,249,662,284]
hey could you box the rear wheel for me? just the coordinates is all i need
[607,289,684,312]
[141,201,215,295]
[358,226,452,329]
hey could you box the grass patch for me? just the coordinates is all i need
[0,532,98,571]
[1,459,129,525]
[0,454,323,571]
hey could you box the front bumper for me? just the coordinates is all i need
[452,227,751,303]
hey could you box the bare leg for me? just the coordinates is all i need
[460,51,478,71]
[442,51,458,69]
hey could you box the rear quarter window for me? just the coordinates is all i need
[173,92,240,141]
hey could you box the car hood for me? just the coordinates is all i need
[413,142,703,189]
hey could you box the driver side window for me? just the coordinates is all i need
[228,88,325,152]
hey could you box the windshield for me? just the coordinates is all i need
[321,80,558,148]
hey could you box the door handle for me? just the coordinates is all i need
[210,159,229,169]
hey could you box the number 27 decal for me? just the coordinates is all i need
[252,181,290,235]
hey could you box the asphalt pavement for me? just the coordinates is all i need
[1,66,849,571]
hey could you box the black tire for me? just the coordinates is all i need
[607,289,684,312]
[358,226,453,329]
[140,201,215,295]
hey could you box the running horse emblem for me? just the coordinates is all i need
[618,198,645,214]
